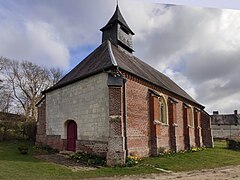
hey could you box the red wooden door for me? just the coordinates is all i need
[67,121,77,151]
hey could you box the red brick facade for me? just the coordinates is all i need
[122,72,213,157]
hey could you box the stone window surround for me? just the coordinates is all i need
[158,95,168,125]
[184,104,194,128]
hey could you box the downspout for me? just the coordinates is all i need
[123,77,128,159]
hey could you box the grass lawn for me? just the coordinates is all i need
[142,141,240,172]
[0,140,240,179]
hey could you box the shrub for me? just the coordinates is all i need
[70,152,106,166]
[191,147,206,152]
[125,155,141,167]
[23,121,36,141]
[158,147,166,154]
[227,138,240,150]
[33,145,59,155]
[18,146,28,155]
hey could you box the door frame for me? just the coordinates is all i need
[66,120,77,151]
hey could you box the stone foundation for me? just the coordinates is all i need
[76,140,108,157]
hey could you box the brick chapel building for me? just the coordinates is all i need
[36,5,213,166]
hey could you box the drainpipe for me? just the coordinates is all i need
[123,77,128,158]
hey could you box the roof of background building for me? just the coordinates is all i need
[211,113,240,125]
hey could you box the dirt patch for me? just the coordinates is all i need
[34,154,96,171]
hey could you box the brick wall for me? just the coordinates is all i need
[126,79,150,157]
[36,99,46,145]
[124,72,207,155]
[194,110,202,147]
[107,86,126,166]
[175,101,185,150]
[76,140,108,157]
[168,100,177,151]
[201,112,213,147]
[183,105,190,149]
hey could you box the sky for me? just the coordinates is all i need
[0,0,240,114]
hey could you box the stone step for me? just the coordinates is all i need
[59,151,75,155]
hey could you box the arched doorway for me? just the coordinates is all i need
[66,120,77,151]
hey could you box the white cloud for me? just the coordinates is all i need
[123,3,240,114]
[164,68,197,99]
[25,21,69,68]
[0,20,69,68]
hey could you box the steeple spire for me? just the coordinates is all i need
[100,5,134,54]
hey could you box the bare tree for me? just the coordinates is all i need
[0,57,12,113]
[0,57,63,121]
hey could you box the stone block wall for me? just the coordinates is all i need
[36,99,47,145]
[212,125,240,139]
[37,73,110,154]
[46,73,109,142]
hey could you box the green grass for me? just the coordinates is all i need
[142,141,240,172]
[0,140,157,179]
[0,140,240,179]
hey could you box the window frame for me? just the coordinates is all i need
[158,95,168,125]
[189,106,194,127]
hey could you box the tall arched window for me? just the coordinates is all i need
[158,96,168,124]
[189,107,194,127]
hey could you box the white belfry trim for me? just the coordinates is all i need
[108,40,118,66]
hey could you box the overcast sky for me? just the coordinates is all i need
[0,0,240,114]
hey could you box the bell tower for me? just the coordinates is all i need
[100,5,135,54]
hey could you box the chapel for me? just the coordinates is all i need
[36,5,213,166]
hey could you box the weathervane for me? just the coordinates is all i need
[117,0,119,6]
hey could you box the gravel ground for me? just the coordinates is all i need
[92,165,240,180]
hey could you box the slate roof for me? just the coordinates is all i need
[211,114,240,125]
[44,40,202,108]
[100,5,134,35]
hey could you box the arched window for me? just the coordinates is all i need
[189,107,194,127]
[158,96,168,124]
